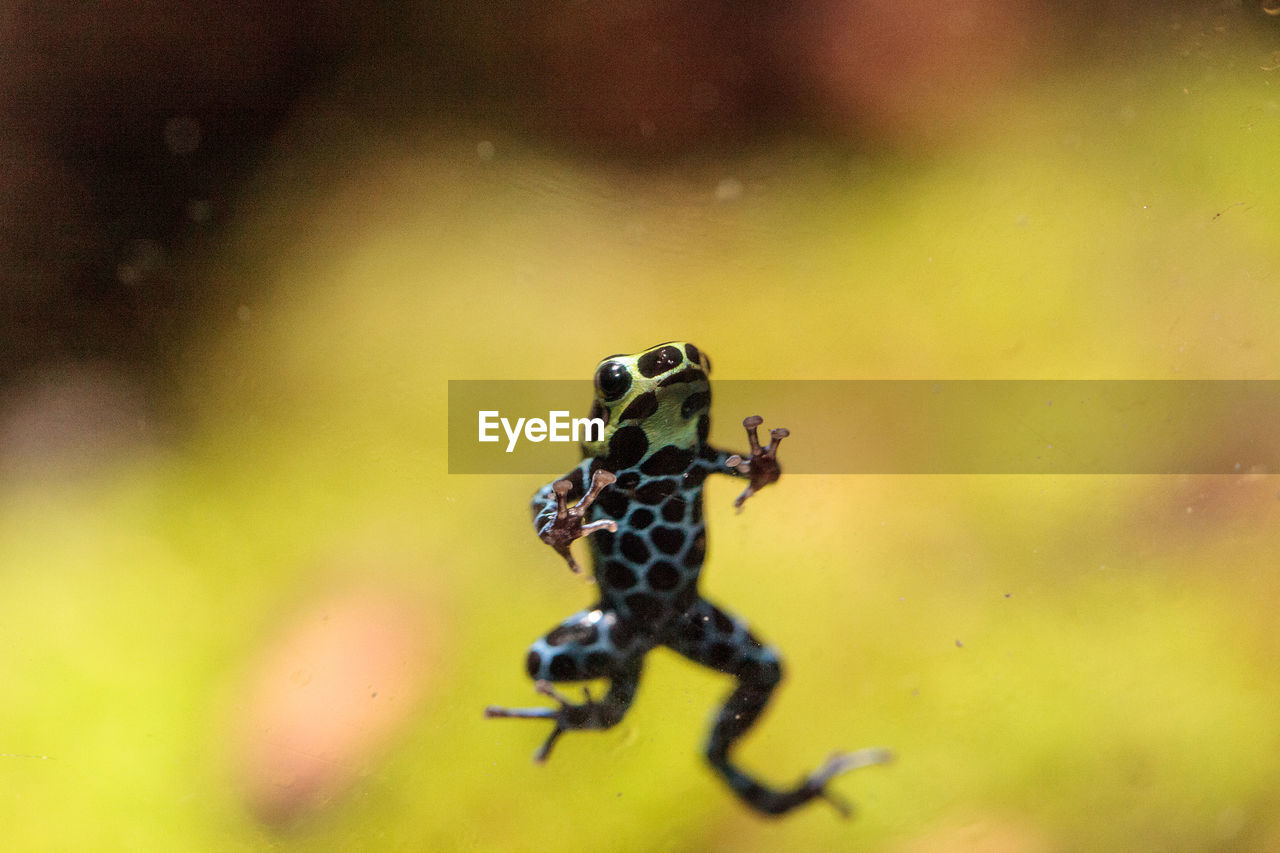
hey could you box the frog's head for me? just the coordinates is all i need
[582,341,712,464]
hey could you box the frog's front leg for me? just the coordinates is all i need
[724,415,789,511]
[532,468,618,573]
[485,609,644,762]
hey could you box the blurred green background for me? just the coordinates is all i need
[3,3,1280,850]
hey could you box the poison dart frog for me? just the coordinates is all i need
[485,342,890,816]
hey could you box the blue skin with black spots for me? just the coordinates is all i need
[485,342,890,817]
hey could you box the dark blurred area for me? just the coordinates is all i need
[1,1,366,389]
[0,1,1263,397]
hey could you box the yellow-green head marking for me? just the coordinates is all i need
[581,341,712,464]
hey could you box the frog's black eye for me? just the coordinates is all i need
[595,361,632,402]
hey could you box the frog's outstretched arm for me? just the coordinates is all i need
[718,415,789,511]
[530,465,618,573]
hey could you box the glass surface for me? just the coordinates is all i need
[4,4,1280,849]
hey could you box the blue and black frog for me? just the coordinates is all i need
[486,342,890,816]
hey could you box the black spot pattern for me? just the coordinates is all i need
[712,609,735,635]
[597,488,628,519]
[593,529,616,554]
[678,617,704,643]
[611,619,635,649]
[706,642,734,668]
[650,526,686,555]
[697,414,710,444]
[674,584,698,611]
[617,471,640,490]
[681,391,710,419]
[684,343,701,364]
[661,498,686,523]
[607,425,649,469]
[603,560,637,590]
[736,658,763,684]
[585,651,612,673]
[525,649,542,677]
[619,391,658,422]
[641,444,695,475]
[638,345,684,377]
[635,478,678,504]
[658,367,706,387]
[619,532,650,564]
[629,508,655,529]
[626,592,662,621]
[550,655,579,680]
[646,561,680,590]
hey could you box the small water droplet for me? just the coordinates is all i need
[715,177,743,202]
[476,140,495,161]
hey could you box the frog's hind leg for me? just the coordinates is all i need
[667,598,891,816]
[485,608,645,762]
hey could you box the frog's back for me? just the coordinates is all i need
[578,342,714,623]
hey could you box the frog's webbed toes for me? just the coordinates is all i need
[809,748,894,818]
[542,470,619,572]
[485,681,599,763]
[726,415,789,511]
[530,681,600,762]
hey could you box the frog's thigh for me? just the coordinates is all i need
[526,608,646,683]
[665,597,783,682]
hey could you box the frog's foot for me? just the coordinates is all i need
[725,415,790,512]
[802,748,894,818]
[484,681,605,763]
[712,745,893,818]
[543,470,618,573]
